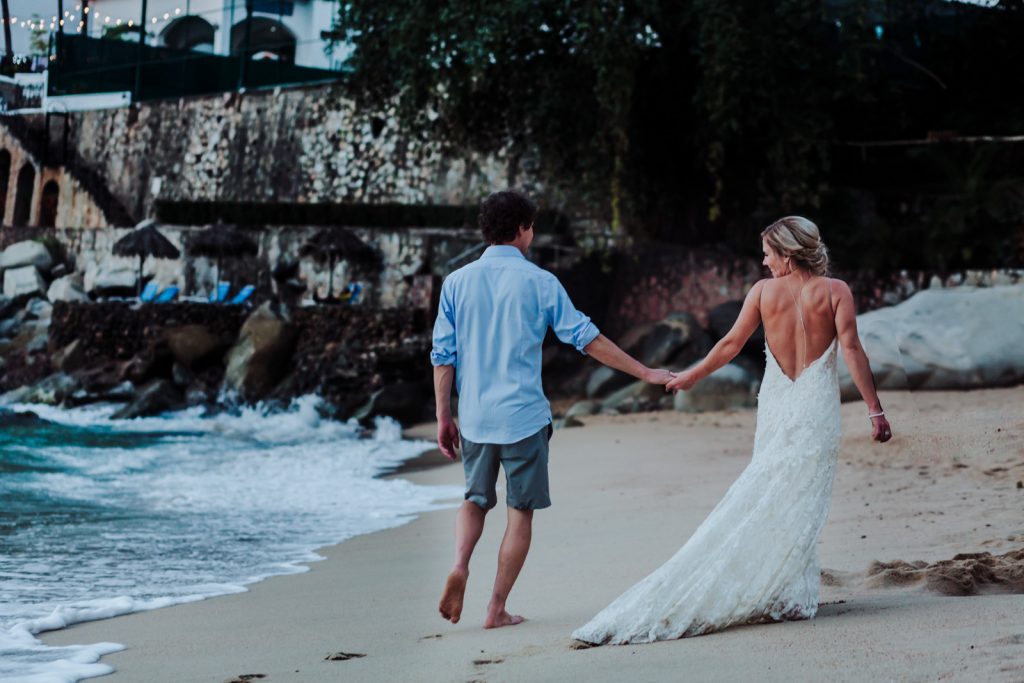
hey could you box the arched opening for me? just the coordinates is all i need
[161,16,216,53]
[12,163,35,227]
[39,180,59,228]
[0,150,10,223]
[230,18,296,63]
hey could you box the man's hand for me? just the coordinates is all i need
[644,368,675,385]
[666,368,699,393]
[437,416,461,460]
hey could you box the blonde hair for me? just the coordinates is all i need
[761,216,830,276]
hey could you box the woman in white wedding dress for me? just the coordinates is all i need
[573,216,893,646]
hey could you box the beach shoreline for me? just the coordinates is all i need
[42,387,1024,682]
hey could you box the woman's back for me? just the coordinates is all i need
[760,275,838,382]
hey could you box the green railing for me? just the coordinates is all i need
[48,33,341,102]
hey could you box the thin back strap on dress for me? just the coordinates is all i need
[827,277,837,332]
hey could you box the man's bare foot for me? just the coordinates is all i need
[483,609,525,629]
[439,570,468,623]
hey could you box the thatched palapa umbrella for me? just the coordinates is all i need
[300,228,380,299]
[186,223,259,288]
[112,222,182,296]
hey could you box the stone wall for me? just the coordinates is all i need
[61,83,539,226]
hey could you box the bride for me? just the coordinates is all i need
[573,216,893,646]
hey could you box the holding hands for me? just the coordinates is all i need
[665,368,699,393]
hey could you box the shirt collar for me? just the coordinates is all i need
[481,245,526,260]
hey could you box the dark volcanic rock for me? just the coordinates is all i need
[111,379,185,419]
[352,381,426,425]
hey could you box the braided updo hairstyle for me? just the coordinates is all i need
[760,216,830,276]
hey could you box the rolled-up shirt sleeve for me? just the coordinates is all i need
[430,279,458,366]
[548,278,600,354]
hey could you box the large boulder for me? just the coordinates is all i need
[47,274,89,303]
[3,266,47,299]
[638,312,708,368]
[708,300,765,356]
[14,373,82,406]
[673,363,760,412]
[601,380,667,414]
[164,325,225,369]
[837,285,1024,399]
[50,340,88,374]
[24,298,53,321]
[86,258,137,296]
[351,381,425,425]
[222,302,298,402]
[0,240,53,272]
[585,365,633,399]
[111,379,185,419]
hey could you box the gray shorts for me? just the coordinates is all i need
[461,424,553,511]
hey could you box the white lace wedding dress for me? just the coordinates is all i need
[573,338,842,645]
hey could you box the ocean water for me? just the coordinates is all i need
[0,397,460,683]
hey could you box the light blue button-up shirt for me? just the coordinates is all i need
[430,245,601,444]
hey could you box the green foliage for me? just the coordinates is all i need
[335,0,1024,269]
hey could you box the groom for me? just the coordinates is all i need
[431,189,673,628]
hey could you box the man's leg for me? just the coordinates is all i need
[439,500,487,623]
[484,506,533,629]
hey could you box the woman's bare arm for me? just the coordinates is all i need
[834,280,892,442]
[666,280,766,391]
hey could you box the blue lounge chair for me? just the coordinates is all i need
[139,282,159,303]
[347,282,363,305]
[155,286,179,303]
[228,284,254,305]
[208,281,230,303]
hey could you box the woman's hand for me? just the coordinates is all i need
[666,368,699,393]
[871,415,892,443]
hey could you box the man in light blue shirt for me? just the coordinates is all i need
[432,190,674,630]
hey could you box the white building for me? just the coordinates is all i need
[80,0,343,69]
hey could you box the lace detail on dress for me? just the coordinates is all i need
[572,340,842,645]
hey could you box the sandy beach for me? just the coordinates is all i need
[43,386,1024,682]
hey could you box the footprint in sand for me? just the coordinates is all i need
[473,657,504,666]
[325,652,367,661]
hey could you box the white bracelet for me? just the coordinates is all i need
[867,411,885,419]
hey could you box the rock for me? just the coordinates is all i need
[638,312,707,367]
[8,321,49,355]
[351,381,424,425]
[171,362,194,387]
[0,317,20,338]
[585,365,633,399]
[87,259,137,296]
[0,240,53,271]
[837,285,1024,398]
[601,380,666,414]
[111,379,185,419]
[47,274,89,303]
[673,363,759,412]
[24,298,53,321]
[66,380,136,407]
[50,340,88,374]
[553,415,585,429]
[222,302,298,402]
[16,373,82,406]
[3,266,47,299]
[0,295,17,319]
[707,300,765,355]
[565,400,600,419]
[164,325,224,369]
